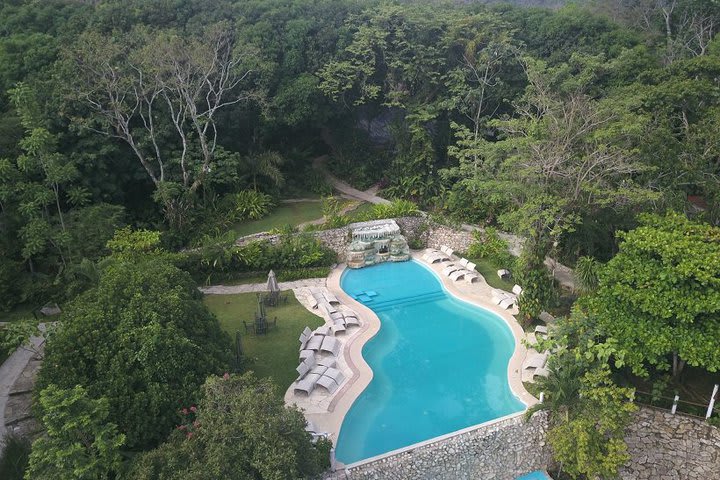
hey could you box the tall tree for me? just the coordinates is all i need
[585,213,720,378]
[66,24,261,227]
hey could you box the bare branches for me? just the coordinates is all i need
[68,25,258,201]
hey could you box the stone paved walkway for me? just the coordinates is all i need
[0,333,44,447]
[199,278,327,295]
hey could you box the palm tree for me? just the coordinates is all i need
[242,151,285,191]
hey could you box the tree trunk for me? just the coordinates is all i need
[672,351,686,378]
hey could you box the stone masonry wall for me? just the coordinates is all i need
[621,408,720,480]
[332,412,552,480]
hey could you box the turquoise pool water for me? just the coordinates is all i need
[335,260,526,464]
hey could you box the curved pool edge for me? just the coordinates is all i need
[294,253,539,463]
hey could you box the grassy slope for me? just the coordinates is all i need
[467,257,516,291]
[234,201,324,237]
[204,291,324,394]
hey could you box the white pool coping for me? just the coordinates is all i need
[284,251,538,463]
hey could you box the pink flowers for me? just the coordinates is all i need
[181,407,189,415]
[223,372,230,380]
[190,405,197,413]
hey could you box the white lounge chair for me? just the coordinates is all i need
[294,373,322,395]
[465,272,480,283]
[522,351,549,371]
[316,375,340,394]
[299,349,314,361]
[449,270,466,282]
[442,264,461,276]
[304,334,324,352]
[459,258,469,268]
[497,269,511,279]
[512,284,523,296]
[466,262,476,272]
[499,297,515,310]
[324,367,346,386]
[534,325,548,337]
[324,291,340,305]
[427,252,450,263]
[343,313,360,327]
[331,323,346,335]
[320,336,341,356]
[296,361,311,381]
[315,325,331,336]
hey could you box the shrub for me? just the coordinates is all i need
[466,227,515,267]
[233,190,274,221]
[0,434,30,480]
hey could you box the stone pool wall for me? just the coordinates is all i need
[620,407,720,480]
[328,412,552,480]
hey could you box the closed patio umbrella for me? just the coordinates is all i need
[267,270,279,293]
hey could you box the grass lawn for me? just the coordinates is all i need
[234,200,324,237]
[345,201,374,221]
[203,291,324,394]
[467,257,515,291]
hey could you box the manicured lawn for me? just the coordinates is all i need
[203,291,324,394]
[345,201,375,222]
[234,201,324,237]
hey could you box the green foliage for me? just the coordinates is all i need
[128,373,330,480]
[26,385,125,480]
[585,213,720,377]
[466,227,514,268]
[574,256,600,293]
[233,190,275,221]
[546,366,637,479]
[0,434,30,480]
[106,227,162,255]
[365,200,421,220]
[515,252,555,321]
[37,255,232,450]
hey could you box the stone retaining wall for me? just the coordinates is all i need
[330,412,552,480]
[621,407,720,480]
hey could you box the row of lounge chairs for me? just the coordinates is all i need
[319,303,360,335]
[299,326,342,359]
[294,355,347,395]
[422,247,481,284]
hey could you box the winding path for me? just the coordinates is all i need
[199,278,327,295]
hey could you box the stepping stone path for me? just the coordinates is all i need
[199,278,327,295]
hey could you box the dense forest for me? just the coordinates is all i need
[0,0,719,478]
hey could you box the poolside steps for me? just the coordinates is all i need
[364,290,446,312]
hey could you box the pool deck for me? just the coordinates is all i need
[284,251,538,449]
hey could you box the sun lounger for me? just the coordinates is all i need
[466,262,476,272]
[512,284,523,296]
[296,361,311,380]
[305,421,330,441]
[427,252,450,263]
[343,313,360,327]
[441,246,454,257]
[449,270,466,281]
[331,323,346,335]
[316,375,340,394]
[442,264,461,276]
[522,351,549,371]
[317,358,336,369]
[499,297,515,310]
[465,272,480,283]
[459,258,469,267]
[294,373,322,395]
[320,336,341,356]
[300,349,314,361]
[534,325,548,337]
[323,367,346,386]
[539,311,555,324]
[315,325,331,336]
[324,291,340,305]
[304,334,324,352]
[497,269,511,279]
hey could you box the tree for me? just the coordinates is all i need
[586,213,720,378]
[66,24,261,227]
[36,253,232,449]
[546,366,637,479]
[128,373,330,480]
[26,385,125,480]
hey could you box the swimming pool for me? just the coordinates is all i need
[335,260,526,464]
